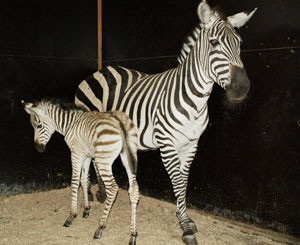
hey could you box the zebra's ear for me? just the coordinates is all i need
[25,106,44,116]
[197,0,213,24]
[22,101,44,116]
[22,100,34,115]
[228,8,257,28]
[24,107,35,115]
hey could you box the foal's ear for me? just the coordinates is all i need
[21,100,44,116]
[228,8,257,28]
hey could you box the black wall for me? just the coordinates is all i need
[1,0,300,237]
[0,0,97,191]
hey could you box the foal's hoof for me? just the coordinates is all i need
[82,206,91,218]
[94,226,105,239]
[129,232,138,245]
[96,190,107,203]
[182,230,198,245]
[63,221,71,227]
[63,214,77,227]
[189,219,198,233]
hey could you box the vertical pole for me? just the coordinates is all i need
[97,0,102,70]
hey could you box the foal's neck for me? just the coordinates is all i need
[50,105,83,136]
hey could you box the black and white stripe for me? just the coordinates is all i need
[75,1,256,244]
[23,99,139,244]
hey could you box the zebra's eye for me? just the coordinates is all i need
[37,124,42,129]
[209,39,219,46]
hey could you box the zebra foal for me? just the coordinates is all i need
[22,99,139,244]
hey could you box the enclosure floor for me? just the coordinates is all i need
[0,185,298,245]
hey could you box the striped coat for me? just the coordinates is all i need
[23,99,139,244]
[75,1,257,244]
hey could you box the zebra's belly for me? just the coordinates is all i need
[183,113,209,143]
[153,106,209,151]
[136,126,159,151]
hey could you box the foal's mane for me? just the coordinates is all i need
[39,98,87,112]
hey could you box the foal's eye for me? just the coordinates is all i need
[37,124,42,129]
[209,39,219,46]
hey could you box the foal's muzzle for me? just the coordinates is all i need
[35,143,46,153]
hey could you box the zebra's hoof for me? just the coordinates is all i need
[63,221,71,227]
[128,232,138,245]
[63,214,77,227]
[82,212,89,218]
[189,219,198,233]
[182,230,198,245]
[82,206,90,218]
[63,219,73,227]
[94,226,104,239]
[96,190,107,203]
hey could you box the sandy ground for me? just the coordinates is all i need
[0,185,299,245]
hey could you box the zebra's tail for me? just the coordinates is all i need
[113,112,138,175]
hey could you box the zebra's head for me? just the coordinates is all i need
[22,100,55,153]
[197,0,257,104]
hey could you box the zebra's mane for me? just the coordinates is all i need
[177,6,227,64]
[177,25,201,64]
[38,98,87,112]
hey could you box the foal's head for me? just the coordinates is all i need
[22,100,55,152]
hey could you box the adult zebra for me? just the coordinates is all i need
[75,1,256,244]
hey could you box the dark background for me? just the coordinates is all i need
[1,0,299,237]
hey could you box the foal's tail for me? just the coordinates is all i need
[112,112,138,175]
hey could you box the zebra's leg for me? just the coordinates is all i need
[81,157,92,218]
[128,176,139,245]
[87,162,93,202]
[128,177,139,245]
[64,153,85,227]
[120,152,139,245]
[159,145,198,245]
[92,159,107,203]
[178,142,199,233]
[93,160,119,239]
[87,178,93,201]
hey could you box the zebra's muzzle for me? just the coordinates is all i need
[226,66,250,103]
[35,143,46,153]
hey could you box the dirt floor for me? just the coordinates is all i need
[0,185,299,245]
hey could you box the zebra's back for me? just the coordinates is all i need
[65,110,137,162]
[75,66,148,112]
[75,66,177,151]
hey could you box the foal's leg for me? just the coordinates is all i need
[128,175,139,245]
[93,159,119,239]
[92,159,107,203]
[87,164,94,201]
[81,157,92,218]
[120,152,139,245]
[64,153,85,227]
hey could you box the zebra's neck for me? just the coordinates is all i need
[48,105,82,136]
[175,34,214,113]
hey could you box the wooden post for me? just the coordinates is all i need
[97,0,102,70]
